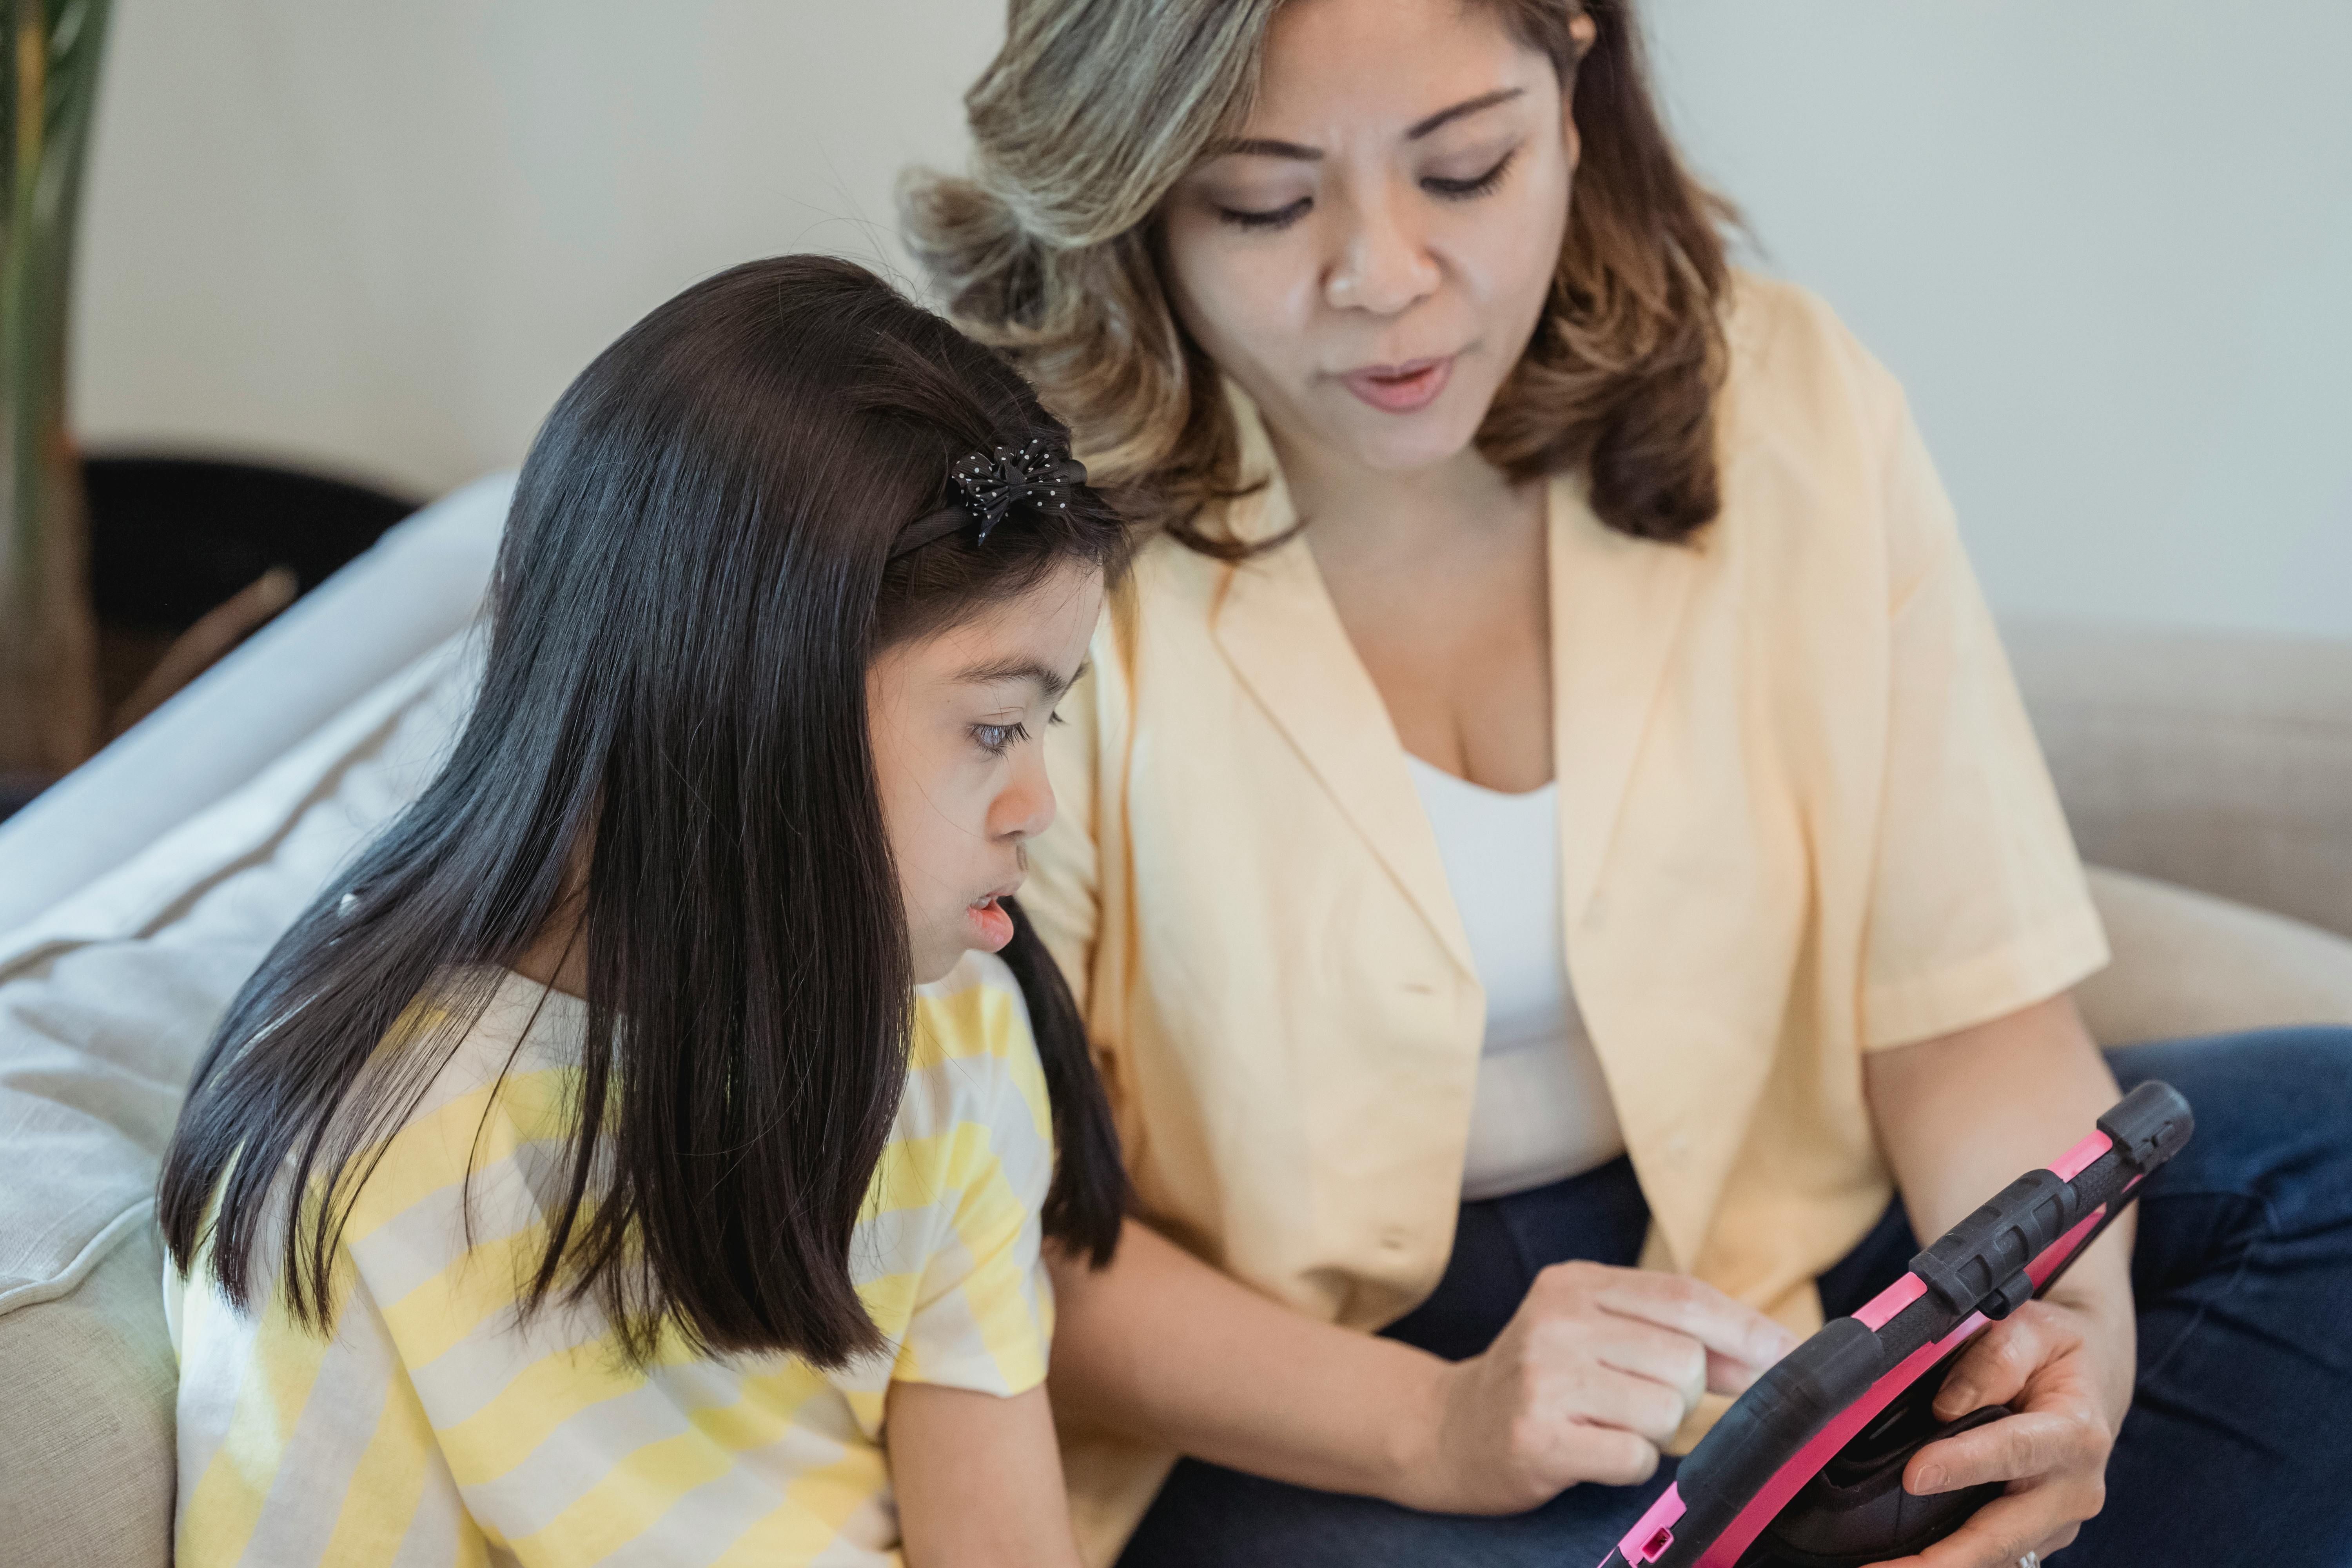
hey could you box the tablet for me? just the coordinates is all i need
[1599,1079,2193,1568]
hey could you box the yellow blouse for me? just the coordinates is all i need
[1022,275,2108,1562]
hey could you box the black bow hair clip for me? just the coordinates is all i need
[888,435,1089,560]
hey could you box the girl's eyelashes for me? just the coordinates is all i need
[1423,146,1519,200]
[973,720,1032,757]
[1209,146,1521,231]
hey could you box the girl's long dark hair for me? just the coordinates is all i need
[158,255,1129,1367]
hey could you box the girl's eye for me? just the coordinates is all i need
[1216,196,1312,232]
[974,721,1031,757]
[1423,148,1518,201]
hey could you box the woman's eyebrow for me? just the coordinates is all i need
[1213,135,1323,162]
[1405,86,1524,140]
[1207,87,1527,162]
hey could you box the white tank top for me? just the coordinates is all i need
[1406,755,1627,1200]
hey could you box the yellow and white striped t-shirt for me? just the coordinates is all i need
[167,950,1056,1568]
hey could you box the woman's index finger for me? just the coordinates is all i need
[1590,1270,1802,1369]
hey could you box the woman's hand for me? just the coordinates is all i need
[1863,996,2142,1567]
[1396,1259,1801,1514]
[1875,1293,2135,1568]
[1047,1223,1796,1517]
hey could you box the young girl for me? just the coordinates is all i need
[157,255,1130,1568]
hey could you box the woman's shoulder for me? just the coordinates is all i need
[1719,269,1913,450]
[1075,510,1247,699]
[1709,270,1953,584]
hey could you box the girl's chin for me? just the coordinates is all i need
[909,902,1014,988]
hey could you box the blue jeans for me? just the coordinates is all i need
[1115,1028,2352,1567]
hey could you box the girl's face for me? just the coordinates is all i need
[1158,0,1586,477]
[867,561,1105,985]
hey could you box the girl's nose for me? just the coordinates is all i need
[1324,184,1441,316]
[996,755,1058,844]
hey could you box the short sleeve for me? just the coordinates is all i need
[1858,387,2110,1049]
[891,975,1057,1397]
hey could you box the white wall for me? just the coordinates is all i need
[71,1,997,499]
[72,2,2352,636]
[1646,2,2352,638]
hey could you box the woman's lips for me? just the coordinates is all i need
[1340,356,1453,414]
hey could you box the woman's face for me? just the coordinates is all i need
[1159,0,1584,477]
[867,561,1103,985]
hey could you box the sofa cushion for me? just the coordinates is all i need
[0,633,481,1564]
[2078,864,2352,1047]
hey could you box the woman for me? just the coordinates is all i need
[905,2,2352,1566]
[160,257,1130,1567]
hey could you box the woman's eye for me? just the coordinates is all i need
[1216,196,1312,232]
[973,721,1031,757]
[1423,148,1518,200]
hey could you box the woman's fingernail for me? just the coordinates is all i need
[1913,1464,1945,1494]
[1938,1383,1977,1414]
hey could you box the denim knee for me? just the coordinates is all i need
[2105,1025,2352,1236]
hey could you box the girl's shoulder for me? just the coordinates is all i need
[334,970,586,1240]
[391,967,582,1121]
[900,948,1050,1146]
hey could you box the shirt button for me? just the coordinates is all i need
[1379,1226,1410,1251]
[1664,1132,1691,1161]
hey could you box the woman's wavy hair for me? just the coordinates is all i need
[904,0,1734,554]
[158,256,1129,1368]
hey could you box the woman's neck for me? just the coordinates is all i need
[1262,415,1557,791]
[1268,421,1540,568]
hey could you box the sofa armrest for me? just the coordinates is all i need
[2006,619,2352,940]
[0,1218,172,1568]
[2079,866,2352,1047]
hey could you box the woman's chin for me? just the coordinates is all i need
[1344,423,1484,477]
[1313,397,1490,478]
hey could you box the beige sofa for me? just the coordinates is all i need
[3,477,2349,1565]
